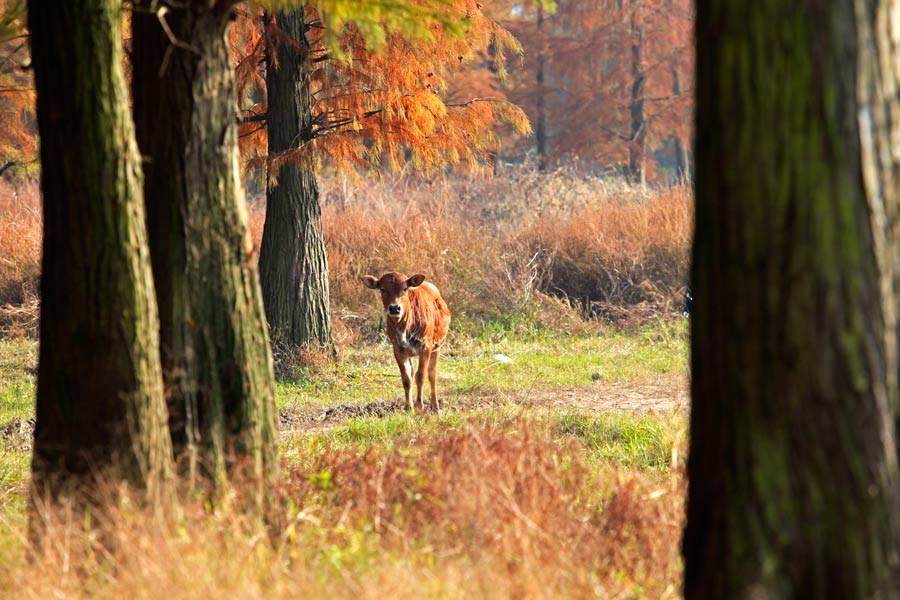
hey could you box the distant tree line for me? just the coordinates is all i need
[457,0,693,182]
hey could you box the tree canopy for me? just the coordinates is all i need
[233,1,530,176]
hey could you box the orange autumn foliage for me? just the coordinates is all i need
[458,0,693,178]
[232,2,531,175]
[0,0,36,172]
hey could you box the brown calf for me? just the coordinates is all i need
[363,272,451,412]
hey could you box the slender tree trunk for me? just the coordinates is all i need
[627,2,645,185]
[535,4,547,170]
[132,1,278,495]
[671,65,690,181]
[685,1,900,597]
[28,0,172,505]
[672,136,689,182]
[258,9,333,356]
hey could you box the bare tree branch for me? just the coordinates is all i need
[445,96,507,108]
[240,111,268,124]
[239,124,266,139]
[0,161,17,176]
[155,4,200,76]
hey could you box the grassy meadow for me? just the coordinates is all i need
[0,171,692,598]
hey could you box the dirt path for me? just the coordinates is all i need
[2,378,689,449]
[280,376,689,434]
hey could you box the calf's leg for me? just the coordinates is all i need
[415,349,432,411]
[395,351,414,411]
[428,350,440,411]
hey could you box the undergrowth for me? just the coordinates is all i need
[1,417,685,599]
[315,170,691,335]
[0,178,40,338]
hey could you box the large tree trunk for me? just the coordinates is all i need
[258,9,333,356]
[131,1,278,494]
[28,0,172,504]
[685,1,900,597]
[626,3,645,186]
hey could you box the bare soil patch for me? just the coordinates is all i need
[0,416,34,451]
[279,376,689,434]
[2,378,688,449]
[279,397,408,432]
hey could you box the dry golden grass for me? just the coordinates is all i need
[287,419,684,597]
[250,170,693,333]
[517,186,692,321]
[0,169,693,338]
[3,418,684,599]
[0,179,40,338]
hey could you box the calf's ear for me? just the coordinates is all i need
[362,275,380,289]
[406,274,426,288]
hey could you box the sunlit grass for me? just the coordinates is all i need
[0,328,688,498]
[282,403,684,476]
[0,327,688,598]
[0,417,685,599]
[0,339,35,424]
[276,320,689,411]
[555,410,683,473]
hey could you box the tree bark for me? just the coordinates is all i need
[28,0,172,504]
[627,2,645,186]
[258,9,333,356]
[685,0,900,597]
[132,0,278,494]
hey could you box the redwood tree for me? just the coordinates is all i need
[257,9,332,353]
[28,0,172,504]
[685,0,900,596]
[132,0,278,493]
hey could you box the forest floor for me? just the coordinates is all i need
[279,377,686,436]
[0,322,689,598]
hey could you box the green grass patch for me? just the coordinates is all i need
[281,406,513,467]
[277,321,688,410]
[0,339,36,424]
[554,410,682,472]
[0,327,687,502]
[0,324,688,416]
[283,404,684,476]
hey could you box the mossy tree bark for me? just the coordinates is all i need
[28,0,172,504]
[131,0,278,494]
[258,9,333,356]
[685,0,900,597]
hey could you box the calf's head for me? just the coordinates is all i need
[362,272,426,321]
